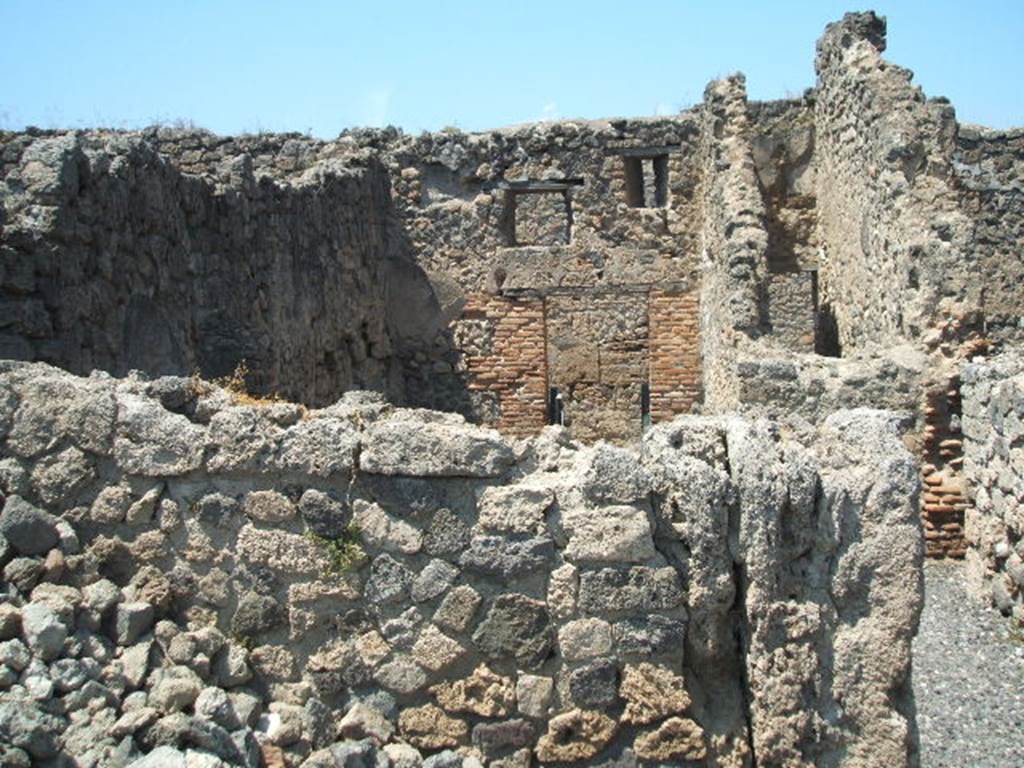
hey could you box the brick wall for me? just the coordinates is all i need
[461,289,703,439]
[649,288,702,422]
[461,294,548,436]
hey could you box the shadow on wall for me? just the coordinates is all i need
[381,218,481,419]
[0,131,476,414]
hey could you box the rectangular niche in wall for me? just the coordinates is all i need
[620,145,678,208]
[493,179,584,247]
[513,191,571,246]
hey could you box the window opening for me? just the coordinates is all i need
[623,154,669,208]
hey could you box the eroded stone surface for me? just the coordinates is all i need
[476,485,554,535]
[619,663,691,724]
[633,717,707,762]
[412,625,466,672]
[472,595,553,669]
[398,704,468,750]
[361,414,514,477]
[535,709,617,763]
[560,503,657,564]
[558,618,612,660]
[577,567,684,614]
[430,664,515,718]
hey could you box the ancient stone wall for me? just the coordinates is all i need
[813,12,973,353]
[749,98,819,276]
[697,75,769,413]
[954,126,1024,341]
[368,120,703,296]
[730,345,924,437]
[0,129,419,408]
[0,363,923,767]
[2,117,712,440]
[764,273,816,353]
[961,353,1024,620]
[366,118,706,436]
[1,11,1021,462]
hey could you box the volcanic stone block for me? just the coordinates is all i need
[568,658,620,709]
[472,595,553,669]
[578,567,684,614]
[0,496,59,556]
[459,535,555,579]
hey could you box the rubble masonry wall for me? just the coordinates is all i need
[0,363,922,767]
[961,352,1024,619]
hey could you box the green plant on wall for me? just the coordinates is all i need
[305,522,366,576]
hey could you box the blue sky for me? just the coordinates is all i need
[1,1,1021,136]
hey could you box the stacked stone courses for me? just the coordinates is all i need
[961,352,1024,622]
[0,362,921,766]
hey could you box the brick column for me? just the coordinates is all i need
[461,294,548,436]
[648,288,702,421]
[920,379,968,557]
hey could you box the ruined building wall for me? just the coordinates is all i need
[1,119,709,444]
[698,75,768,413]
[370,119,706,441]
[370,120,703,295]
[695,68,929,448]
[813,12,973,353]
[0,129,421,408]
[961,352,1024,619]
[750,99,820,355]
[0,363,923,767]
[1,11,1021,452]
[953,126,1024,341]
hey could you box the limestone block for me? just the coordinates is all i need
[361,412,514,477]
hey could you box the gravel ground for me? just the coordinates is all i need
[913,559,1024,767]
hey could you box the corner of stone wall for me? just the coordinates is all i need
[813,8,973,354]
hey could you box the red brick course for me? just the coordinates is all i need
[920,380,967,558]
[648,288,703,422]
[462,294,549,437]
[461,289,703,437]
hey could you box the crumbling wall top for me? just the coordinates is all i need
[816,10,887,71]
